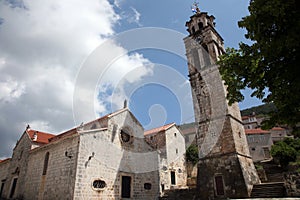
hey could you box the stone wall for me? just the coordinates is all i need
[0,159,10,198]
[73,109,160,199]
[164,126,187,189]
[1,132,33,199]
[197,153,250,199]
[285,172,300,197]
[25,134,79,200]
[184,14,260,198]
[246,133,273,162]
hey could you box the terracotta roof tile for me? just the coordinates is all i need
[245,128,270,135]
[0,158,11,163]
[48,128,77,143]
[271,127,285,131]
[242,116,249,120]
[144,123,175,136]
[27,129,55,144]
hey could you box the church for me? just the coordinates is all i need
[0,108,162,199]
[0,5,260,200]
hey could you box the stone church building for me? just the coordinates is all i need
[144,123,187,193]
[0,108,163,199]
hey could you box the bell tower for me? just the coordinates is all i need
[183,5,260,199]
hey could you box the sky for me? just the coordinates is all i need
[0,0,263,159]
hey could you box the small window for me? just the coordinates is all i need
[174,133,177,137]
[161,184,165,191]
[150,136,153,140]
[252,147,256,151]
[191,26,195,34]
[263,147,271,158]
[176,148,178,154]
[144,183,152,190]
[198,22,203,30]
[92,179,106,190]
[42,152,50,175]
[9,178,18,198]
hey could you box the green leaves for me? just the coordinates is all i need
[218,0,300,129]
[186,144,199,165]
[271,138,300,168]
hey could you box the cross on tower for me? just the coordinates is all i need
[191,1,200,14]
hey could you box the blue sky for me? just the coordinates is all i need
[0,0,263,158]
[105,0,263,127]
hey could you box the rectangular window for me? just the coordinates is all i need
[43,152,50,175]
[263,147,271,158]
[9,178,18,198]
[121,176,131,198]
[171,171,176,185]
[215,175,225,196]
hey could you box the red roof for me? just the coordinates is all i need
[27,129,55,144]
[48,128,77,143]
[245,128,270,135]
[271,127,285,131]
[0,158,11,163]
[144,123,175,136]
[242,116,249,120]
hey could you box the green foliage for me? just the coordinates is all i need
[271,138,300,167]
[255,164,263,170]
[218,0,300,129]
[241,103,277,116]
[186,144,199,165]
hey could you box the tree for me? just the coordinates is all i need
[271,138,300,168]
[218,0,300,130]
[186,144,199,165]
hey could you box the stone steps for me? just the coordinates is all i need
[251,182,286,198]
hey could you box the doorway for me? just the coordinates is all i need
[121,176,131,198]
[170,171,176,185]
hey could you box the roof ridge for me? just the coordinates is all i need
[144,122,176,136]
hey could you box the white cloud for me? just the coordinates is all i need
[0,77,25,102]
[0,0,153,158]
[127,7,142,26]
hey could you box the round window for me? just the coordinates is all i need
[120,130,131,143]
[92,179,106,190]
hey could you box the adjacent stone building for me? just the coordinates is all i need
[0,108,160,200]
[245,129,273,162]
[242,115,259,130]
[144,123,187,195]
[178,123,197,146]
[183,7,260,199]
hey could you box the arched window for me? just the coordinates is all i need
[42,152,49,175]
[120,130,131,143]
[191,26,195,34]
[198,22,203,30]
[120,128,133,144]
